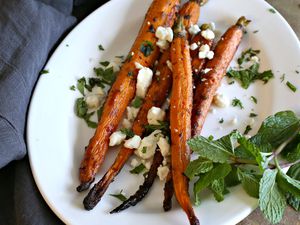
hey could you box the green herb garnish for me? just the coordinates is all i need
[100,61,110,67]
[77,77,86,96]
[98,44,105,51]
[130,163,146,174]
[232,98,244,109]
[286,81,297,92]
[120,128,135,138]
[219,118,224,124]
[280,74,286,83]
[186,110,300,224]
[142,146,147,154]
[131,97,143,108]
[70,85,76,91]
[40,70,49,75]
[250,96,258,104]
[144,121,170,136]
[268,8,276,14]
[250,113,258,118]
[110,190,127,202]
[244,125,252,135]
[140,41,154,57]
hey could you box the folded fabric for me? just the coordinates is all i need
[0,0,76,168]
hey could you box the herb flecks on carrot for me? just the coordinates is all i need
[170,17,200,225]
[192,17,250,136]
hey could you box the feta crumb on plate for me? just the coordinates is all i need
[147,107,165,125]
[124,135,141,149]
[109,131,126,146]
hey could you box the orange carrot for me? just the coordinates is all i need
[170,17,199,225]
[77,0,180,192]
[192,17,250,136]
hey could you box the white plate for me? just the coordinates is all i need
[27,0,300,224]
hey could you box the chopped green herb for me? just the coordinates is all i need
[244,125,252,135]
[250,113,258,118]
[77,77,86,96]
[253,30,259,34]
[75,98,88,118]
[228,80,235,85]
[208,135,214,141]
[94,66,116,85]
[100,61,110,67]
[232,98,244,109]
[97,106,103,121]
[237,48,260,66]
[120,128,135,138]
[98,44,104,51]
[40,70,49,75]
[286,81,297,92]
[140,41,154,57]
[66,44,69,47]
[268,8,276,14]
[128,71,134,77]
[144,121,170,136]
[85,119,98,129]
[250,96,257,104]
[115,55,125,59]
[280,74,285,83]
[130,163,146,174]
[142,146,147,154]
[110,190,127,202]
[219,118,224,124]
[125,53,133,62]
[296,70,299,74]
[70,85,76,91]
[131,97,143,108]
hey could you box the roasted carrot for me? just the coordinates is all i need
[192,17,250,136]
[163,170,174,211]
[83,50,172,209]
[190,25,214,75]
[170,17,199,225]
[110,151,164,214]
[83,0,204,208]
[179,0,201,28]
[77,0,180,192]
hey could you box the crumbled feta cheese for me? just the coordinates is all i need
[201,29,215,40]
[85,95,101,109]
[162,157,170,166]
[157,165,169,181]
[122,118,132,129]
[202,68,212,74]
[231,117,238,125]
[147,107,165,125]
[126,106,140,122]
[135,130,161,159]
[198,44,214,59]
[190,43,198,51]
[142,159,152,170]
[156,26,168,40]
[136,67,153,98]
[188,24,200,35]
[131,158,140,168]
[156,71,161,76]
[124,135,142,149]
[147,21,151,26]
[157,137,170,157]
[156,39,169,50]
[213,94,230,108]
[166,60,172,71]
[109,131,126,146]
[206,51,214,60]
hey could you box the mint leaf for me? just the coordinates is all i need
[237,168,260,198]
[185,158,214,180]
[75,98,88,118]
[277,170,300,198]
[194,164,231,204]
[209,179,226,202]
[225,166,241,187]
[217,130,242,154]
[259,169,286,224]
[281,134,300,162]
[232,98,244,109]
[286,164,300,211]
[130,164,146,174]
[238,137,266,171]
[100,61,110,67]
[250,111,300,152]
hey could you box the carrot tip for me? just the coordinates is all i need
[236,16,251,28]
[76,179,94,192]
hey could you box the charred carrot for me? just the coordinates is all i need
[190,24,214,75]
[192,17,250,136]
[77,0,180,192]
[110,151,164,213]
[83,50,172,209]
[163,170,174,211]
[170,17,199,225]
